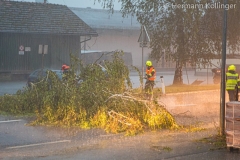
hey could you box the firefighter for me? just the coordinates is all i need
[226,64,239,101]
[61,64,70,73]
[145,60,156,100]
[61,64,70,81]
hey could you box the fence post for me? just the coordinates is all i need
[160,76,165,95]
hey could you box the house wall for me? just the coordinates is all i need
[80,51,132,67]
[83,28,152,69]
[0,33,80,74]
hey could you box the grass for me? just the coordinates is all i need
[155,84,220,94]
[132,84,220,95]
[196,134,226,150]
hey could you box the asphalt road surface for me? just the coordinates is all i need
[0,81,27,95]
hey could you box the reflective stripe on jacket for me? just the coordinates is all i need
[226,72,238,90]
[146,66,156,81]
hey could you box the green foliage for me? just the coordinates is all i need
[143,102,179,130]
[162,146,173,152]
[144,110,178,130]
[196,134,226,150]
[183,124,206,132]
[150,145,172,152]
[0,51,177,135]
[90,108,107,127]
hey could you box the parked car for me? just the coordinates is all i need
[27,69,63,87]
[211,68,221,84]
[27,64,108,87]
[211,65,240,84]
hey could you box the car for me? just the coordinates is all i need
[27,69,63,87]
[211,68,221,84]
[211,64,240,84]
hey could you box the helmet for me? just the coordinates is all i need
[65,65,70,70]
[61,64,67,70]
[61,64,69,70]
[146,60,152,67]
[228,65,236,71]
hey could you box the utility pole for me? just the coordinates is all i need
[141,25,144,89]
[220,0,228,136]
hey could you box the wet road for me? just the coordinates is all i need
[0,81,26,95]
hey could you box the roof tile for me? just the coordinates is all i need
[0,1,98,36]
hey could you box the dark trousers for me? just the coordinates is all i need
[237,88,240,101]
[145,80,155,100]
[228,90,237,101]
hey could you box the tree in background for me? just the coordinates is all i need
[202,0,240,58]
[96,0,240,85]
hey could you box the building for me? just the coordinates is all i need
[70,7,152,69]
[0,1,97,79]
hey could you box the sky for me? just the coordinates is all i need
[16,0,122,10]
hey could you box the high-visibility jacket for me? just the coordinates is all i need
[146,66,156,81]
[237,79,240,90]
[226,72,238,90]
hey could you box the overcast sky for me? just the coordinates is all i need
[16,0,122,10]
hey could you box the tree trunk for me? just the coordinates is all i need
[173,6,184,85]
[173,61,183,85]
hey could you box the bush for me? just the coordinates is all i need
[0,51,178,135]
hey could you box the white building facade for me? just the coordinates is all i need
[70,7,152,69]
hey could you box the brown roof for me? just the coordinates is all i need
[0,1,98,36]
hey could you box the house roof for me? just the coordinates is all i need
[70,7,140,30]
[0,1,98,36]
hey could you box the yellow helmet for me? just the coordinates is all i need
[146,60,152,67]
[228,65,236,71]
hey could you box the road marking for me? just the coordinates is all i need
[0,119,22,123]
[6,140,71,149]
